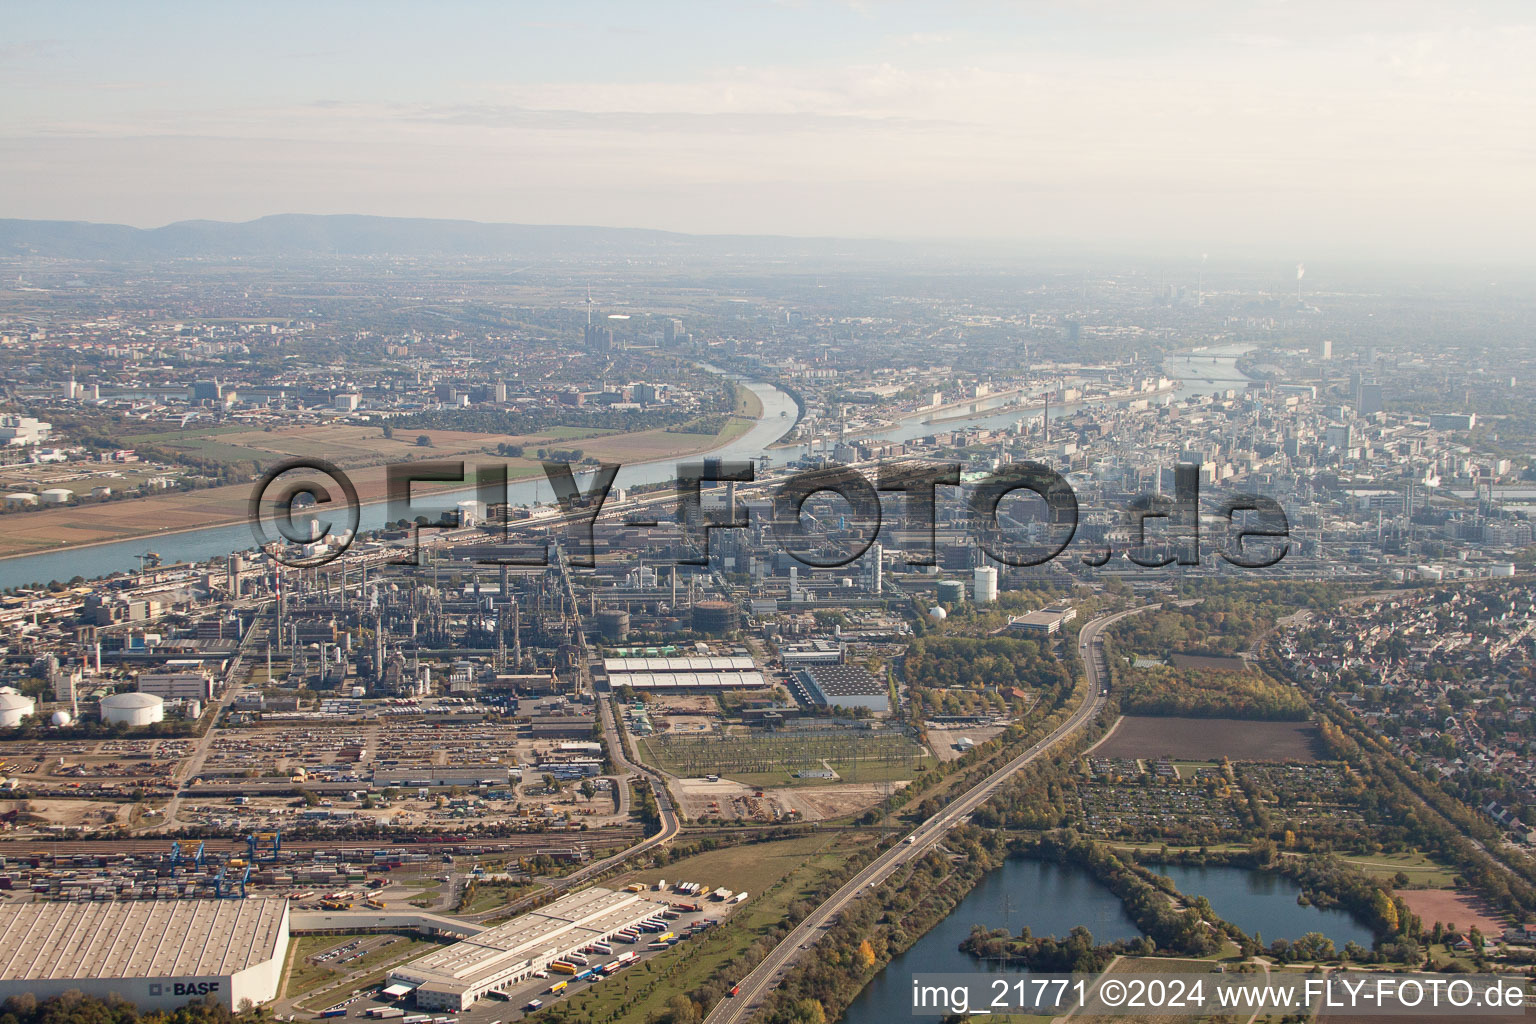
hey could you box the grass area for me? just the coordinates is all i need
[459,879,538,913]
[1104,844,1459,887]
[284,934,433,1003]
[715,415,756,445]
[552,832,877,1022]
[1330,850,1459,887]
[640,731,929,783]
[120,423,261,444]
[734,382,764,420]
[1075,956,1243,1024]
[539,426,609,440]
[704,757,933,789]
[617,832,849,896]
[154,438,274,462]
[1108,842,1255,856]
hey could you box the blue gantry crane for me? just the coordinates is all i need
[214,864,250,898]
[167,840,204,873]
[246,831,281,863]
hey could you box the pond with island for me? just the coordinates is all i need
[839,857,1375,1023]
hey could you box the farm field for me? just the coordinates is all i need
[1394,887,1508,935]
[0,415,760,559]
[1094,715,1324,762]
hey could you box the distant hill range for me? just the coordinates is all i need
[0,214,895,261]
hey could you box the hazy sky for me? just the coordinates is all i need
[3,1,1533,259]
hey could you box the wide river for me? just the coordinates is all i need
[0,345,1253,589]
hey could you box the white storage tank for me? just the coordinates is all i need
[0,692,35,728]
[973,565,999,604]
[1491,562,1516,578]
[100,691,165,727]
[49,710,72,727]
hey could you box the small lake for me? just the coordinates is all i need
[839,856,1377,1023]
[839,857,1143,1024]
[1155,864,1376,948]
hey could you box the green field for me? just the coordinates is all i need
[1329,850,1459,886]
[284,933,435,1004]
[1104,845,1458,888]
[549,832,877,1022]
[640,729,931,785]
[459,879,538,913]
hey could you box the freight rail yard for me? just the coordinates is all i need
[0,342,1090,1024]
[0,494,946,1022]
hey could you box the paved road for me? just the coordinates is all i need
[461,691,683,922]
[157,599,271,829]
[705,603,1155,1024]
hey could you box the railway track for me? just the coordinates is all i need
[705,604,1155,1024]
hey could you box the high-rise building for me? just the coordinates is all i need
[1357,382,1384,416]
[52,663,77,707]
[1429,413,1476,431]
[584,324,613,351]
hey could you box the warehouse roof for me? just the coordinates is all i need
[802,664,885,696]
[612,671,766,690]
[0,899,288,980]
[603,656,754,673]
[394,888,660,991]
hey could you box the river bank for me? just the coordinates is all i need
[0,379,798,589]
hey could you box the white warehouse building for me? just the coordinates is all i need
[388,887,666,1010]
[0,899,290,1012]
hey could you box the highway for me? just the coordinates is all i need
[705,603,1155,1024]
